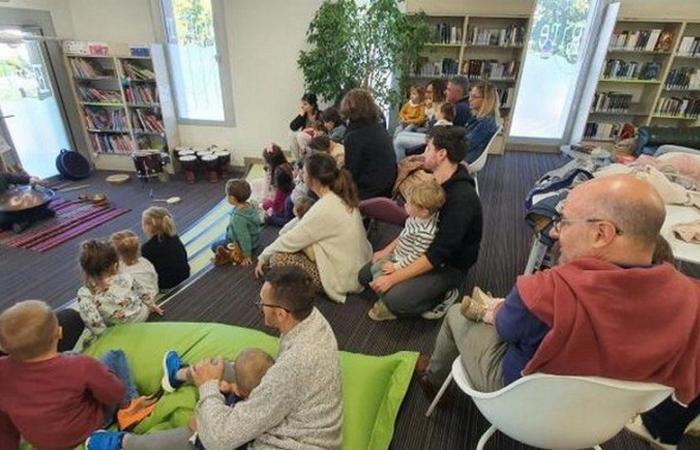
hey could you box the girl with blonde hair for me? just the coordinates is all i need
[141,207,190,290]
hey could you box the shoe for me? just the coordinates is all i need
[460,286,495,321]
[116,396,158,431]
[368,300,397,321]
[161,350,184,393]
[85,430,125,450]
[625,415,678,450]
[422,288,460,320]
[415,353,430,378]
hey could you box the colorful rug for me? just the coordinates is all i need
[0,198,131,252]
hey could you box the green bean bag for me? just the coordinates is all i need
[79,322,417,450]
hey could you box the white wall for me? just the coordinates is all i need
[67,0,156,43]
[0,0,74,36]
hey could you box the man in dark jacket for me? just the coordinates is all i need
[359,126,483,318]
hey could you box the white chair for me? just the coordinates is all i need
[468,125,502,195]
[426,357,673,450]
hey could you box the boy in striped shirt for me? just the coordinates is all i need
[369,180,446,321]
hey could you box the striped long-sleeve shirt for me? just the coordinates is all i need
[392,214,438,269]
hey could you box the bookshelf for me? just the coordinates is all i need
[408,14,529,154]
[62,42,178,173]
[583,19,700,145]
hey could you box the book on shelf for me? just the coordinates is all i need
[655,96,700,118]
[89,133,134,153]
[468,25,525,47]
[584,121,623,140]
[591,91,633,113]
[69,58,112,78]
[665,67,700,90]
[84,107,127,130]
[121,60,155,81]
[412,57,459,78]
[431,22,462,45]
[124,85,159,104]
[609,29,670,52]
[77,87,122,103]
[678,36,700,56]
[131,110,165,134]
[462,59,518,80]
[497,87,515,108]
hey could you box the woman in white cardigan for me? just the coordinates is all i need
[255,152,372,303]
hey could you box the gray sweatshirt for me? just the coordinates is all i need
[195,308,343,450]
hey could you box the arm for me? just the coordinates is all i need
[77,291,107,337]
[406,106,427,126]
[466,118,497,162]
[265,198,294,227]
[343,131,362,180]
[0,410,20,450]
[259,205,328,264]
[424,189,478,269]
[131,277,156,309]
[495,288,549,344]
[393,230,435,270]
[289,114,306,131]
[0,173,30,186]
[83,356,127,407]
[232,214,254,258]
[398,103,409,123]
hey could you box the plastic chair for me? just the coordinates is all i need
[426,357,673,450]
[468,126,502,195]
[359,197,408,227]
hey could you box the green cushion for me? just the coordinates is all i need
[80,322,417,450]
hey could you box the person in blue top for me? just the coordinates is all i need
[463,81,500,164]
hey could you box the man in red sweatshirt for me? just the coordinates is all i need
[0,300,127,450]
[417,174,700,449]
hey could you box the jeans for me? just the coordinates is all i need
[101,350,138,425]
[642,393,700,445]
[393,130,427,161]
[358,263,465,316]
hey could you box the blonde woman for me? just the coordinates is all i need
[141,206,190,290]
[464,81,500,164]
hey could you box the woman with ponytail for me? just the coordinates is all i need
[255,153,372,303]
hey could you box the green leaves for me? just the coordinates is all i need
[297,0,429,108]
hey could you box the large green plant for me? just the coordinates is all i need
[298,0,430,107]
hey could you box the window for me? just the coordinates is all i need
[159,0,233,125]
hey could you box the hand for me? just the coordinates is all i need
[372,249,388,263]
[381,261,395,275]
[370,274,397,294]
[187,415,198,432]
[190,357,224,387]
[149,304,164,316]
[240,256,253,266]
[254,261,265,279]
[299,107,305,116]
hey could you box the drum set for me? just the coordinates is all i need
[131,150,171,182]
[175,146,231,184]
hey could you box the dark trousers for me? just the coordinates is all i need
[0,205,54,230]
[643,393,700,445]
[0,308,84,356]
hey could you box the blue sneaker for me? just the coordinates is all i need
[161,350,185,392]
[86,430,125,450]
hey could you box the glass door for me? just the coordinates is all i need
[0,27,71,178]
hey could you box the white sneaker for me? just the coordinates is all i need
[422,288,460,320]
[625,415,678,450]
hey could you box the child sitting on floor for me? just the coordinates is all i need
[261,143,291,201]
[368,179,445,321]
[279,196,316,262]
[0,300,145,449]
[77,240,163,338]
[262,164,295,227]
[211,179,262,266]
[141,206,190,290]
[308,134,345,169]
[111,230,159,299]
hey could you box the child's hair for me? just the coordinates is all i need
[273,165,294,195]
[234,348,275,397]
[438,102,455,122]
[293,196,314,219]
[262,143,287,172]
[79,240,119,292]
[110,230,140,265]
[225,178,252,203]
[308,134,332,153]
[409,85,425,102]
[142,206,177,237]
[320,107,342,128]
[0,300,58,360]
[311,120,327,134]
[653,234,675,265]
[408,179,446,214]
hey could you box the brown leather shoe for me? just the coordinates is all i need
[414,354,437,400]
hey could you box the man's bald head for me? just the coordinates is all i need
[0,300,59,360]
[569,174,666,249]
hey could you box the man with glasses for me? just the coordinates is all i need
[86,267,343,450]
[416,174,700,450]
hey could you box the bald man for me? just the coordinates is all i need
[417,174,700,449]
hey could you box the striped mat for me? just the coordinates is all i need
[0,198,130,253]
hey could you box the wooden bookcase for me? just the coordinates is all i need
[583,19,700,146]
[408,14,529,154]
[62,41,178,172]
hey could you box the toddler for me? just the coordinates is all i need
[262,165,295,227]
[395,85,426,136]
[308,134,345,169]
[77,240,163,337]
[320,107,346,143]
[262,143,291,200]
[141,207,190,290]
[279,196,316,262]
[111,229,159,298]
[434,102,455,127]
[211,179,262,266]
[368,179,445,321]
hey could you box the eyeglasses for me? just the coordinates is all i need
[552,216,624,235]
[253,299,291,312]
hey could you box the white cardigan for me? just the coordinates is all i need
[260,192,372,303]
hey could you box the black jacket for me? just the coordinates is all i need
[289,110,322,131]
[142,234,190,289]
[453,97,473,127]
[343,120,397,200]
[0,172,30,195]
[425,164,482,272]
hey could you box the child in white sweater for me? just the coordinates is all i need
[111,230,159,299]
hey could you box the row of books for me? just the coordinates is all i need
[77,87,122,103]
[601,60,661,80]
[678,36,700,57]
[665,68,700,90]
[89,133,134,153]
[468,25,525,47]
[412,58,459,77]
[70,58,112,78]
[608,29,673,52]
[431,22,462,45]
[584,122,623,140]
[84,108,127,130]
[131,110,165,133]
[655,97,700,118]
[121,61,155,81]
[591,92,634,113]
[462,59,518,80]
[496,87,514,108]
[124,86,158,104]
